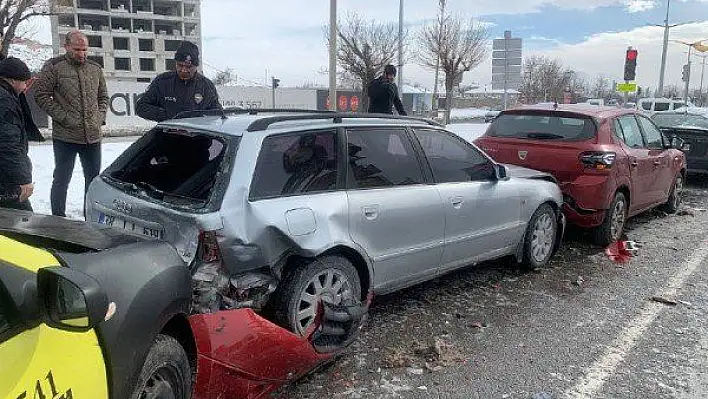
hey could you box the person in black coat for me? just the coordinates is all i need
[367,64,407,115]
[136,41,222,122]
[0,57,44,211]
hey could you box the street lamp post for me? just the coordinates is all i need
[329,0,337,111]
[698,55,707,106]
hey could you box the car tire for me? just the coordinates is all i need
[521,203,558,269]
[272,256,362,336]
[660,174,683,214]
[593,192,627,247]
[130,334,191,399]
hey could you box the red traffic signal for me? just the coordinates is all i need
[626,49,638,61]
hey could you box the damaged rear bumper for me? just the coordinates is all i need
[189,309,338,399]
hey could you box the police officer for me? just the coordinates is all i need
[367,64,407,115]
[136,41,222,122]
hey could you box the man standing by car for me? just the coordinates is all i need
[367,64,407,116]
[33,30,108,217]
[0,57,43,211]
[136,41,222,122]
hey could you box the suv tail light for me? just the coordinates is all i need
[198,230,222,264]
[580,151,616,170]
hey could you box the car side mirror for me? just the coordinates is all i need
[495,164,508,180]
[37,266,109,332]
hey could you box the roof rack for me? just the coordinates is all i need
[245,112,442,132]
[172,108,442,131]
[173,107,336,120]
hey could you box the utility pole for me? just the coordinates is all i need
[431,0,446,116]
[398,0,404,97]
[693,54,708,106]
[657,0,671,97]
[683,47,692,105]
[329,0,337,111]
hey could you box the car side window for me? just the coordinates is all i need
[617,116,646,149]
[415,129,496,183]
[654,102,670,112]
[613,119,626,143]
[250,130,339,200]
[641,102,652,111]
[346,128,424,189]
[637,116,664,150]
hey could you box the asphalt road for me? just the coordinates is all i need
[279,175,708,399]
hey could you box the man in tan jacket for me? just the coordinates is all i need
[33,30,108,217]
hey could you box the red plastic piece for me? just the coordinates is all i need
[605,240,638,264]
[189,308,334,399]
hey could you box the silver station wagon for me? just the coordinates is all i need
[86,110,565,334]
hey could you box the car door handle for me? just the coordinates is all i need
[630,160,638,167]
[653,160,661,166]
[451,196,464,209]
[362,206,379,220]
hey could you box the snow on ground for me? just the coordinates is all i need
[28,140,135,219]
[26,123,488,219]
[447,123,490,144]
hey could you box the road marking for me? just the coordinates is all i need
[565,241,708,399]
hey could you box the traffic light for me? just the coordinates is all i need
[623,49,638,81]
[272,77,280,89]
[682,64,690,82]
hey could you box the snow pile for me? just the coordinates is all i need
[449,108,490,120]
[8,38,53,72]
[28,140,134,219]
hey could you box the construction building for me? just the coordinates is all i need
[50,0,202,82]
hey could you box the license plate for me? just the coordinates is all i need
[97,212,164,239]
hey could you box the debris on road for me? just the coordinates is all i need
[649,296,678,306]
[572,276,585,287]
[606,240,639,264]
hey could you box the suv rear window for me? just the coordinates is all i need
[486,112,597,141]
[654,102,670,112]
[104,128,232,207]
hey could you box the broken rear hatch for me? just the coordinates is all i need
[86,126,238,264]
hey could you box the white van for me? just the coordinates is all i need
[637,98,692,113]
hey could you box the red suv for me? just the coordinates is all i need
[474,104,686,245]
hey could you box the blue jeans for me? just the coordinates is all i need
[50,139,101,217]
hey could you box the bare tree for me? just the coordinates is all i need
[213,68,236,86]
[663,84,681,99]
[326,12,404,112]
[418,14,489,123]
[519,56,579,104]
[0,0,70,57]
[592,75,611,99]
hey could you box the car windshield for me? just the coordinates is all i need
[486,112,597,141]
[651,113,708,129]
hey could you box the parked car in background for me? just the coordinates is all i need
[637,98,692,114]
[0,209,365,399]
[484,110,501,123]
[651,109,708,174]
[585,99,605,106]
[475,104,686,246]
[86,110,565,335]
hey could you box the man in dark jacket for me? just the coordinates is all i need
[0,57,43,211]
[367,64,407,115]
[136,41,222,122]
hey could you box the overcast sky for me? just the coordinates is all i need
[25,0,708,91]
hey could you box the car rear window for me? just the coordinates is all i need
[104,127,235,208]
[486,112,597,141]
